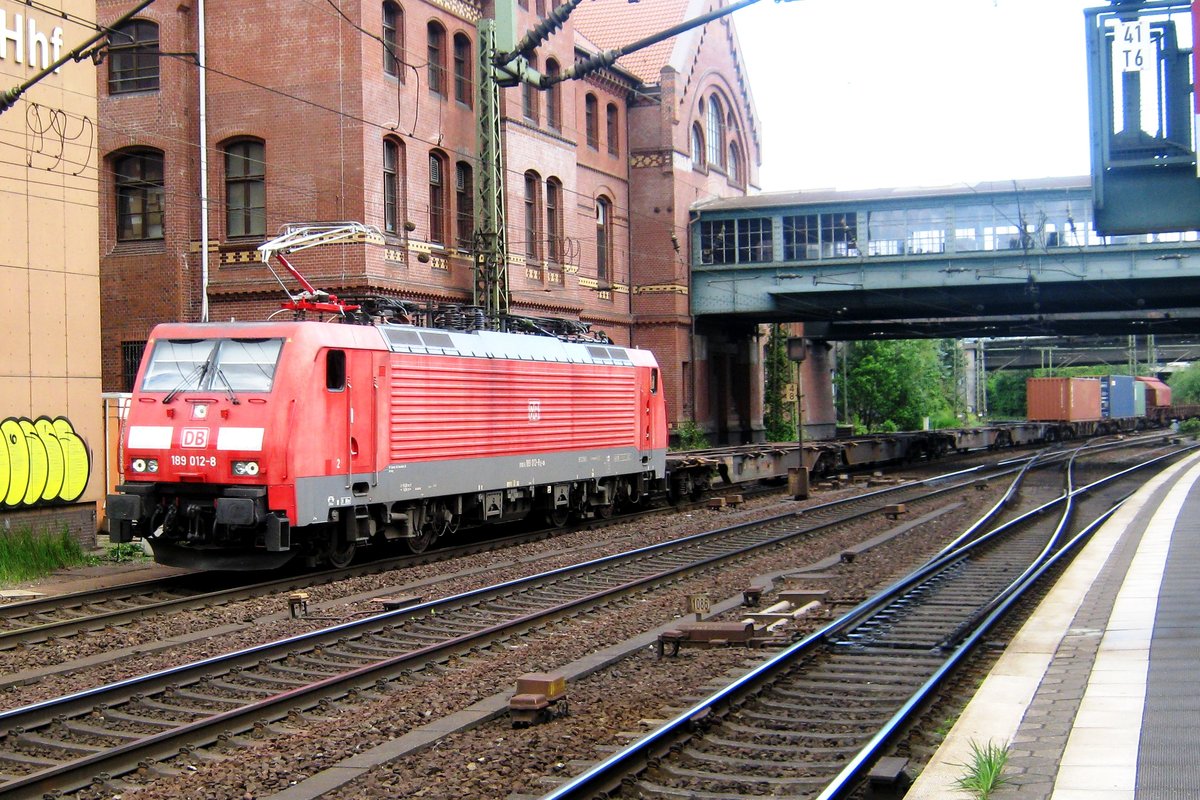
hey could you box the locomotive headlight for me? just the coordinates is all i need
[232,460,260,477]
[146,459,159,473]
[131,458,146,473]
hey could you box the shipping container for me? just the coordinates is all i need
[1134,381,1147,417]
[1136,376,1173,407]
[1100,375,1137,419]
[1026,377,1102,422]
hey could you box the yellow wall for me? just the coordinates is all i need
[0,1,102,528]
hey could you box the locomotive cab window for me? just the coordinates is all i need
[141,338,284,393]
[326,350,346,391]
[651,368,659,394]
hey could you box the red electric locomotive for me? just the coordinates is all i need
[107,318,669,570]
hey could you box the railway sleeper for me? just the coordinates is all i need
[651,762,832,790]
[679,747,845,774]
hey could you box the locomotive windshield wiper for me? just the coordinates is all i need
[212,365,241,405]
[162,361,210,404]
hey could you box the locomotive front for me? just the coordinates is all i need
[106,324,295,569]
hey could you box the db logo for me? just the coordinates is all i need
[181,428,210,448]
[528,401,541,422]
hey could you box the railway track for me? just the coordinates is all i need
[535,446,1183,800]
[0,463,1010,657]
[0,435,1162,656]
[0,450,1056,798]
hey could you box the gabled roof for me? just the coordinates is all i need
[571,0,690,84]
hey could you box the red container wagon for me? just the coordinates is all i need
[107,321,669,570]
[1135,376,1173,408]
[1026,377,1102,422]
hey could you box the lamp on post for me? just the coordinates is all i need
[786,337,808,500]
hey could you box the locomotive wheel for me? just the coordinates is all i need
[406,526,438,554]
[327,539,356,569]
[545,508,570,528]
[594,502,614,520]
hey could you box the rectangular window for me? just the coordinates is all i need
[225,141,266,238]
[429,155,445,245]
[453,34,472,105]
[585,95,599,149]
[866,210,906,257]
[141,338,284,393]
[383,140,399,234]
[606,104,619,156]
[821,213,858,258]
[782,215,819,261]
[382,3,400,77]
[121,340,146,392]
[455,163,473,249]
[736,218,773,263]
[700,219,736,265]
[108,20,159,94]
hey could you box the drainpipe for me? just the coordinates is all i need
[198,0,210,321]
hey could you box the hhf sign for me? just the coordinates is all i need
[0,8,65,71]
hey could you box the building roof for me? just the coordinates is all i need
[693,176,1094,212]
[571,0,691,84]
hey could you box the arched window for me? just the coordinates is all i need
[382,2,403,78]
[728,143,741,186]
[114,149,164,241]
[224,140,265,238]
[428,151,447,245]
[383,137,404,234]
[546,177,563,264]
[606,103,619,156]
[455,161,473,249]
[427,21,446,96]
[585,93,599,149]
[524,171,542,260]
[690,123,704,171]
[595,196,612,282]
[545,59,562,130]
[453,32,472,105]
[108,20,159,94]
[522,55,539,122]
[706,94,724,168]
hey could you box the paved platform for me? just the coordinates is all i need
[907,449,1200,800]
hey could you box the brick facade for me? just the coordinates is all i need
[97,0,761,440]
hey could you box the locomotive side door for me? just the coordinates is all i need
[324,348,377,490]
[639,366,666,460]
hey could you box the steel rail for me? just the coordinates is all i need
[0,459,1030,797]
[535,445,1187,800]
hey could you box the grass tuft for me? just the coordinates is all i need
[0,526,89,586]
[952,739,1011,799]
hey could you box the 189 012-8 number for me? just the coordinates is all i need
[171,454,217,468]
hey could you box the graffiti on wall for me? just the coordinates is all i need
[1,417,90,508]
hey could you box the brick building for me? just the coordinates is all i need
[96,0,760,439]
[1,0,104,545]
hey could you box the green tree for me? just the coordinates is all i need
[762,324,796,441]
[844,340,947,432]
[1170,363,1200,403]
[987,370,1032,418]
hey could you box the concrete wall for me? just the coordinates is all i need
[1,0,102,545]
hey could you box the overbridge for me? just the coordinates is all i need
[689,177,1200,340]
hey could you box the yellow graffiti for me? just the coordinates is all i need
[0,416,90,508]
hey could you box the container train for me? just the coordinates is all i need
[106,328,1193,573]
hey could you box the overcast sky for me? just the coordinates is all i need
[733,0,1101,192]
